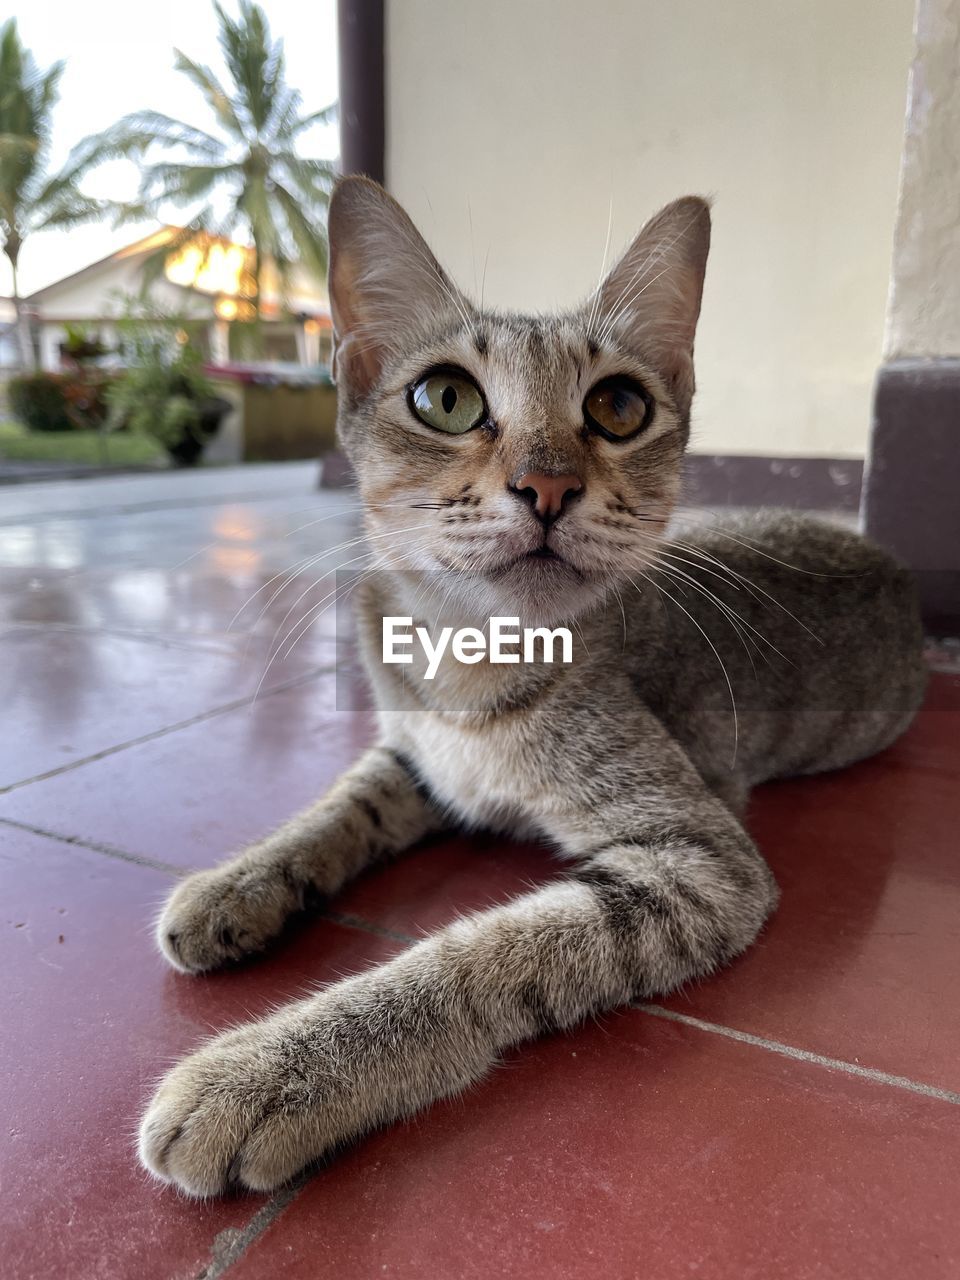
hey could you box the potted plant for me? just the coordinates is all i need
[107,329,230,466]
[59,323,111,368]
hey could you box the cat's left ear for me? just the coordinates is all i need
[328,176,469,400]
[593,196,711,413]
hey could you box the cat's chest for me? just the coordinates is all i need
[387,708,545,835]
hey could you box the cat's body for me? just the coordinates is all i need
[360,511,924,829]
[138,180,926,1197]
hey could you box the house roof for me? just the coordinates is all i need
[25,229,184,304]
[26,227,329,319]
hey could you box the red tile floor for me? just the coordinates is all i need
[3,463,959,1280]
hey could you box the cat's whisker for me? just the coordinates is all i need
[268,528,443,676]
[679,519,846,586]
[569,614,591,658]
[637,539,779,656]
[479,244,490,316]
[264,523,440,653]
[274,566,376,670]
[253,555,379,699]
[624,569,739,766]
[284,498,424,538]
[623,527,796,668]
[165,500,367,573]
[585,194,616,336]
[232,519,426,636]
[393,217,481,343]
[594,209,705,345]
[648,560,765,678]
[608,583,628,653]
[663,536,824,645]
[272,535,447,679]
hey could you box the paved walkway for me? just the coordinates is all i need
[2,465,959,1279]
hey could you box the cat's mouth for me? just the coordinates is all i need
[491,544,584,580]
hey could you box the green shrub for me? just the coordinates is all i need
[8,371,114,432]
[8,373,69,431]
[106,336,214,446]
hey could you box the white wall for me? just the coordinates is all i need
[386,0,915,457]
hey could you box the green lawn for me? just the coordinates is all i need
[0,420,167,467]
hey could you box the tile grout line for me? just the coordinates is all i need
[635,1003,960,1106]
[0,664,335,796]
[193,1169,314,1280]
[0,481,358,527]
[0,815,184,876]
[0,815,415,946]
[18,802,958,1115]
[9,804,959,1113]
[12,824,957,1268]
[1,619,307,657]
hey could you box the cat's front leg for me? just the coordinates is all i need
[140,782,777,1196]
[156,746,442,972]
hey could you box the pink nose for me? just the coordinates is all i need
[512,472,583,521]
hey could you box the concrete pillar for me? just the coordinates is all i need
[863,0,960,631]
[883,0,960,359]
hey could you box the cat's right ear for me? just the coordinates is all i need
[593,196,711,414]
[328,176,465,399]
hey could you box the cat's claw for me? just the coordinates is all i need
[156,863,302,973]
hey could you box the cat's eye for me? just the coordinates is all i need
[409,369,486,434]
[583,376,652,442]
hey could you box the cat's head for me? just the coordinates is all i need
[328,176,710,627]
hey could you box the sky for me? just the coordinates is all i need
[4,0,339,295]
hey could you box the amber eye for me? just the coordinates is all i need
[409,369,486,434]
[583,376,652,441]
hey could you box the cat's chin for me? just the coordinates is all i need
[477,557,608,629]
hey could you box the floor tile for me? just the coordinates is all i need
[0,628,333,792]
[0,822,402,1280]
[6,466,959,1279]
[228,1008,960,1280]
[0,677,370,869]
[0,563,351,652]
[662,673,960,1094]
[883,670,960,774]
[335,834,563,937]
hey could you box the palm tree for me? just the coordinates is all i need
[78,0,337,317]
[0,19,109,367]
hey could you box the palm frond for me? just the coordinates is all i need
[271,181,329,279]
[69,110,226,171]
[215,0,283,135]
[31,192,115,233]
[172,51,244,139]
[273,152,338,191]
[289,101,339,135]
[139,160,242,208]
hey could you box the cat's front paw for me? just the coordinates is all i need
[139,1014,343,1196]
[157,860,303,973]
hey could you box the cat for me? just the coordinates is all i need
[139,176,927,1196]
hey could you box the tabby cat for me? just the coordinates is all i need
[140,177,926,1195]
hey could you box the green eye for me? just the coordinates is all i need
[410,370,486,434]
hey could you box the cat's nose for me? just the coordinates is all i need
[512,471,584,524]
[509,472,583,523]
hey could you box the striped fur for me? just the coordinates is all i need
[141,179,926,1196]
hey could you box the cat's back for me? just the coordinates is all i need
[620,510,927,786]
